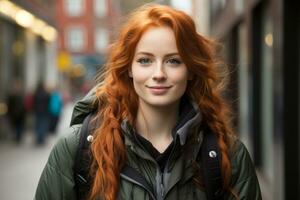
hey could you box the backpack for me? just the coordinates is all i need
[74,113,224,200]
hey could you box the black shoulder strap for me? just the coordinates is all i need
[74,113,94,200]
[200,129,224,200]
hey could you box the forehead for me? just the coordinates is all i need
[135,26,178,54]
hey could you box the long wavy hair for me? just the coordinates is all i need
[88,3,236,200]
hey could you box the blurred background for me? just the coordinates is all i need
[0,0,299,199]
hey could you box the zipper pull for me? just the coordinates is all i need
[160,183,164,197]
[160,173,165,198]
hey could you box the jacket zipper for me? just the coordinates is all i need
[162,129,202,198]
[126,132,161,200]
[160,173,165,198]
[125,129,173,200]
[160,134,178,199]
[129,130,164,199]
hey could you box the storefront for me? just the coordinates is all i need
[0,0,57,136]
[209,0,300,199]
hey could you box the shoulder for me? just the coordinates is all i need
[58,124,82,151]
[35,125,82,199]
[228,139,262,199]
[230,139,251,160]
[229,139,256,179]
[48,124,82,170]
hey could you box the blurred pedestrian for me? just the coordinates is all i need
[6,79,25,143]
[35,4,262,200]
[33,82,50,145]
[48,86,63,134]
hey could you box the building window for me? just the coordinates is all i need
[66,27,85,51]
[95,28,108,52]
[94,0,107,17]
[64,0,85,17]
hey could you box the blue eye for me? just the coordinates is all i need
[166,58,182,65]
[137,58,152,65]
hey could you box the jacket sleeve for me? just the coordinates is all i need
[34,125,81,200]
[228,140,262,200]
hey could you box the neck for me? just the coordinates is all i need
[135,100,180,152]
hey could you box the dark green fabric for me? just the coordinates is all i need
[35,90,262,200]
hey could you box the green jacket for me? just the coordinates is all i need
[35,89,262,200]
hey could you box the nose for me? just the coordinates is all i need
[152,62,166,81]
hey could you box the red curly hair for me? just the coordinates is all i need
[89,3,236,200]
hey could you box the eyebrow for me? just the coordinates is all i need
[136,52,180,57]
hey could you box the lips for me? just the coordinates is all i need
[146,85,172,95]
[147,86,172,89]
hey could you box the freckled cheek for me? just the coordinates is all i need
[168,70,189,84]
[131,69,150,96]
[131,65,153,83]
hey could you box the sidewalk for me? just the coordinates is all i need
[0,102,74,200]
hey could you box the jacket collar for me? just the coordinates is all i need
[121,95,203,147]
[174,95,202,145]
[70,86,98,126]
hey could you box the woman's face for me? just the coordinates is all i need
[130,26,190,108]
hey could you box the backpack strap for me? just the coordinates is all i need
[74,113,94,200]
[200,129,224,200]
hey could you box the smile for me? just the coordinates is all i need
[146,85,173,95]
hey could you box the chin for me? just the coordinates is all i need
[142,96,182,108]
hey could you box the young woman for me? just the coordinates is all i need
[35,4,261,200]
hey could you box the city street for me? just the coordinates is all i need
[0,103,74,200]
